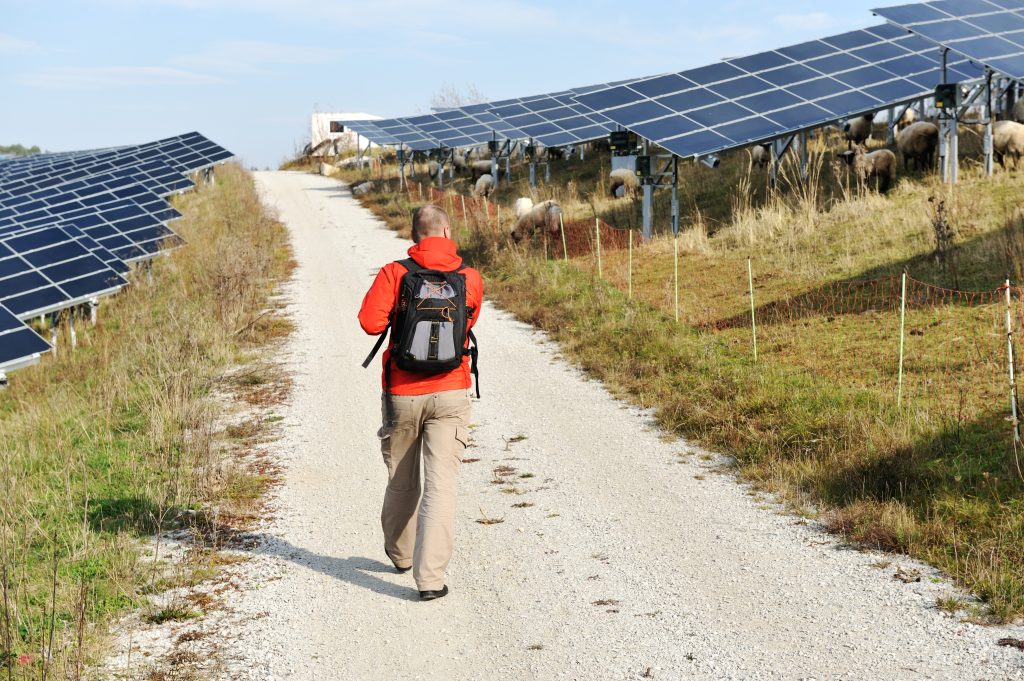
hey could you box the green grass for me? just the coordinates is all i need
[331,125,1024,622]
[0,163,293,677]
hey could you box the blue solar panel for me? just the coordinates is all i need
[0,224,127,319]
[575,24,982,159]
[0,302,50,369]
[874,1,1024,79]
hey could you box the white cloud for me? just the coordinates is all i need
[16,66,224,90]
[0,33,38,55]
[171,40,343,73]
[774,12,833,32]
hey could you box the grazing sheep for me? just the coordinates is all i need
[843,113,875,146]
[751,144,771,168]
[839,146,897,193]
[513,197,534,220]
[470,160,496,182]
[453,150,470,172]
[994,120,1024,169]
[474,174,494,197]
[510,200,563,243]
[608,167,639,199]
[896,107,917,132]
[896,121,939,171]
[1013,99,1024,125]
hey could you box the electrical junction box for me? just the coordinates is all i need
[487,140,500,154]
[935,82,962,111]
[609,130,635,153]
[635,154,651,177]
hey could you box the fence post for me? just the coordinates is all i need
[748,257,758,362]
[898,271,907,408]
[628,229,633,300]
[1005,278,1022,443]
[559,213,568,262]
[595,218,603,277]
[674,234,680,322]
[461,194,468,232]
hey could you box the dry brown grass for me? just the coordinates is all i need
[0,162,292,678]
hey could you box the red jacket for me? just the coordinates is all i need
[359,237,483,396]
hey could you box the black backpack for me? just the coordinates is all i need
[362,258,479,405]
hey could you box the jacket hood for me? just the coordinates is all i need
[407,237,462,270]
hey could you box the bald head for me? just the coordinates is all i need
[412,204,451,243]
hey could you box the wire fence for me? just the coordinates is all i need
[421,185,1024,446]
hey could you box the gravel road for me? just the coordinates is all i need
[220,170,1023,680]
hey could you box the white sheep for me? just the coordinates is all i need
[473,174,494,197]
[751,144,771,168]
[608,167,639,198]
[510,200,563,243]
[513,197,534,220]
[896,108,917,132]
[839,146,896,193]
[896,121,939,171]
[994,120,1024,169]
[843,113,875,147]
[470,160,495,182]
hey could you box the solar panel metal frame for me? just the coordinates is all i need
[574,24,982,160]
[873,0,1024,81]
[335,119,403,146]
[0,302,50,371]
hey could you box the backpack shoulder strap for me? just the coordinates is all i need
[397,257,423,273]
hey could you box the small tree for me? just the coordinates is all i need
[429,83,487,110]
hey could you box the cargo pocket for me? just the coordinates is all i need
[455,426,470,458]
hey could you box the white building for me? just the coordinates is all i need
[309,112,381,156]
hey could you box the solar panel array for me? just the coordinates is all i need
[874,0,1024,80]
[0,132,233,374]
[574,24,982,160]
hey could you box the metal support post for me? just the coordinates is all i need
[984,69,995,177]
[544,162,550,183]
[671,157,679,237]
[529,162,536,189]
[640,141,652,241]
[887,106,896,144]
[504,156,511,183]
[490,158,498,190]
[800,131,809,183]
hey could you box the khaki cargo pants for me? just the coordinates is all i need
[379,389,471,591]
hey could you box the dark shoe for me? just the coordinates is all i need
[419,585,449,601]
[386,546,411,574]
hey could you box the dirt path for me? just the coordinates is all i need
[217,170,1022,680]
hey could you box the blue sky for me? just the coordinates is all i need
[2,1,893,168]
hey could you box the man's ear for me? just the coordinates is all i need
[444,224,452,240]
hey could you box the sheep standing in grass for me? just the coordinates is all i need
[896,121,939,171]
[994,120,1024,169]
[510,200,563,243]
[608,167,639,198]
[751,143,771,168]
[839,146,897,193]
[513,197,534,220]
[896,108,917,132]
[470,160,496,182]
[427,161,440,179]
[843,113,875,147]
[474,174,494,197]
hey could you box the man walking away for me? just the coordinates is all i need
[358,204,482,601]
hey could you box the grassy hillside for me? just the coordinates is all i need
[329,126,1024,622]
[0,164,293,678]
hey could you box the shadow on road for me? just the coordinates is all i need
[246,534,418,601]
